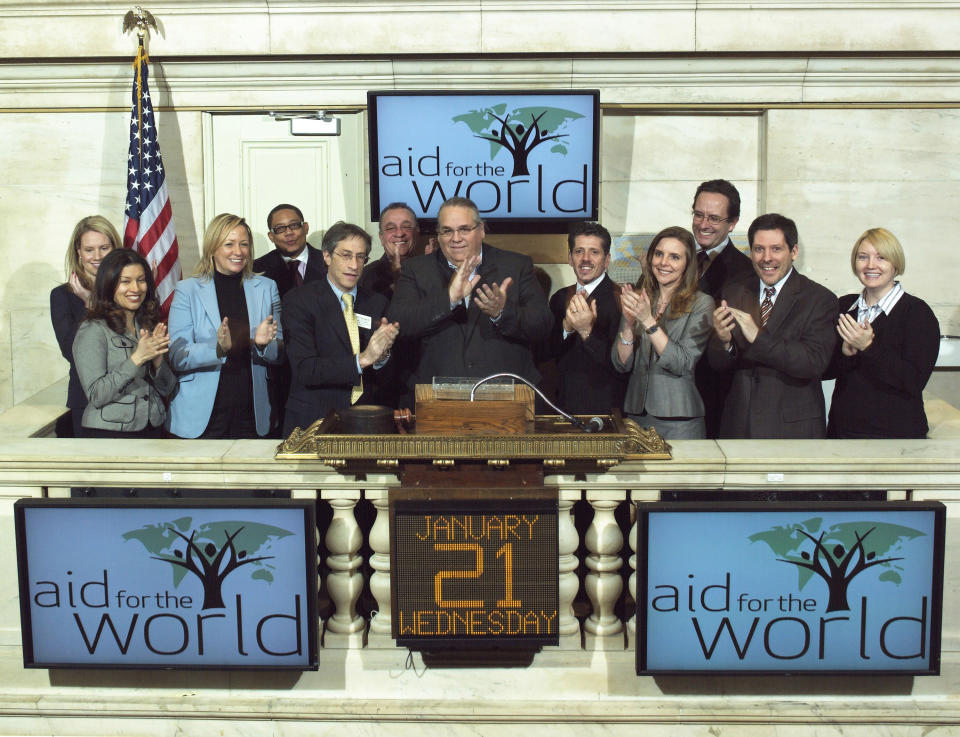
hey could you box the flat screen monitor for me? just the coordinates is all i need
[368,90,600,224]
[15,498,319,670]
[636,501,945,675]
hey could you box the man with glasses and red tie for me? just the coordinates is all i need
[387,196,552,388]
[253,204,327,297]
[281,221,398,436]
[708,213,837,438]
[690,179,755,438]
[253,204,329,434]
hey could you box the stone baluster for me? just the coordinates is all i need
[626,495,638,646]
[291,489,325,633]
[584,491,624,649]
[366,490,393,645]
[556,491,582,646]
[321,490,365,646]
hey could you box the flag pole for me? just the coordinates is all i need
[122,6,181,317]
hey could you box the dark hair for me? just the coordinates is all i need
[267,203,305,229]
[86,248,162,335]
[639,226,700,318]
[321,221,372,255]
[379,202,418,225]
[748,213,798,249]
[693,179,741,221]
[567,221,611,255]
[437,197,482,225]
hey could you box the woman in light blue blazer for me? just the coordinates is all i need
[167,214,283,438]
[612,226,714,440]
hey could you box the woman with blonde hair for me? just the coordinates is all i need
[827,227,940,438]
[612,226,714,439]
[167,213,283,438]
[50,216,120,436]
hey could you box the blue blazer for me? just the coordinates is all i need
[167,274,283,438]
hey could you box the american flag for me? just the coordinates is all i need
[123,43,181,315]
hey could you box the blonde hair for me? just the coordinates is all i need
[851,227,905,277]
[195,213,254,280]
[65,215,121,289]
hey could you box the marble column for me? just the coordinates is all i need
[583,490,625,650]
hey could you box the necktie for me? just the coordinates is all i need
[760,286,776,326]
[696,249,709,279]
[287,259,304,288]
[342,294,363,404]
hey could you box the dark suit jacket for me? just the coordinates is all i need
[827,291,939,438]
[547,275,626,415]
[387,244,552,386]
[708,269,838,439]
[253,244,327,433]
[695,242,754,438]
[50,283,88,412]
[360,255,417,409]
[281,279,388,435]
[253,244,327,298]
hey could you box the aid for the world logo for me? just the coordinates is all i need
[749,517,925,612]
[123,518,294,609]
[452,104,585,177]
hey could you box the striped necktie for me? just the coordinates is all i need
[342,293,363,404]
[760,286,776,326]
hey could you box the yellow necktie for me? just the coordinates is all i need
[342,293,363,404]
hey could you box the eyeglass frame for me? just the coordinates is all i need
[691,210,730,226]
[270,221,304,235]
[437,223,482,239]
[380,223,417,234]
[332,249,370,265]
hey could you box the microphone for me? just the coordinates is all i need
[468,373,605,434]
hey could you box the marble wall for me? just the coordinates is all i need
[1,2,959,412]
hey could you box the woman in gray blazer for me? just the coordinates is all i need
[72,249,176,437]
[612,226,714,439]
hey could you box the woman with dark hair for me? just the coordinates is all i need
[167,213,282,439]
[50,216,120,436]
[827,227,940,438]
[612,226,715,439]
[72,248,175,438]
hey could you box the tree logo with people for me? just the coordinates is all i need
[749,517,926,612]
[452,104,585,177]
[123,517,294,609]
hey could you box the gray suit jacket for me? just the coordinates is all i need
[612,291,714,419]
[707,269,838,438]
[73,319,177,432]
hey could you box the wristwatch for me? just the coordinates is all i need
[645,323,661,335]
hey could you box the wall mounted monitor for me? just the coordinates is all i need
[15,498,318,670]
[368,90,600,225]
[636,501,945,675]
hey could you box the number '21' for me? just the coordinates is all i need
[433,543,521,608]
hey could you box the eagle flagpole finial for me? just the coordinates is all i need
[122,6,157,41]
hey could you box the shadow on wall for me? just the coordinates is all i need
[4,261,64,411]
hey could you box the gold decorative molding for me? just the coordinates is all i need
[275,412,671,470]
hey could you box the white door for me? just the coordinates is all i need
[203,112,366,260]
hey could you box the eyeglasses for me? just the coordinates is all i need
[437,223,481,239]
[381,224,417,234]
[333,250,369,265]
[271,221,303,235]
[691,210,729,226]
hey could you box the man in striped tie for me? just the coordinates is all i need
[281,222,399,436]
[707,213,838,439]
